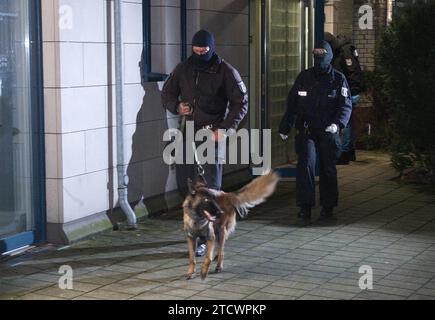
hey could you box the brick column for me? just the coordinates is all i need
[353,0,388,71]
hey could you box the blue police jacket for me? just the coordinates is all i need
[279,65,353,135]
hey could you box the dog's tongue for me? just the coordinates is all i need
[203,210,216,222]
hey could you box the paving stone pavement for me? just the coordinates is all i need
[1,151,435,300]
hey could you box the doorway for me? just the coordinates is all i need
[259,0,314,167]
[0,0,45,254]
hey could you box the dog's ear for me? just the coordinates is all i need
[187,178,196,195]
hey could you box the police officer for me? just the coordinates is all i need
[325,32,363,164]
[279,40,352,223]
[162,29,248,253]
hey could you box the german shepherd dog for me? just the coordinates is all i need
[183,172,279,280]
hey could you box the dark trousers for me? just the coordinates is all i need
[176,162,223,195]
[341,115,356,153]
[295,129,340,209]
[176,138,225,195]
[342,95,360,153]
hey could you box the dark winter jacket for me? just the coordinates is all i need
[331,35,363,95]
[161,54,248,130]
[279,65,353,135]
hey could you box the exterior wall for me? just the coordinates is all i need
[325,0,354,38]
[42,0,144,243]
[41,0,251,244]
[150,0,181,75]
[352,0,387,113]
[325,0,388,71]
[353,0,388,71]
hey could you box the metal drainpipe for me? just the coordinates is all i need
[114,0,137,229]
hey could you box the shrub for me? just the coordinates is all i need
[376,2,435,178]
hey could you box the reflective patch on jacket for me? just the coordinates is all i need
[238,81,247,94]
[341,87,349,97]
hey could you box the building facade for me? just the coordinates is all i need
[1,0,331,252]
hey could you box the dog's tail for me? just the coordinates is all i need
[229,171,280,219]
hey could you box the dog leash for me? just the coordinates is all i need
[191,141,206,179]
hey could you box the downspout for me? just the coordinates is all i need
[114,0,137,229]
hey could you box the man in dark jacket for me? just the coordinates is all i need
[162,29,248,254]
[325,32,363,164]
[279,40,352,224]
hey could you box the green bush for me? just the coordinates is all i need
[376,2,435,177]
[354,70,392,152]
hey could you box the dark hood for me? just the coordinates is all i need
[335,34,352,49]
[324,32,339,52]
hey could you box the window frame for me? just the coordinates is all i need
[141,0,187,82]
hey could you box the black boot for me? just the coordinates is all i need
[316,207,336,225]
[336,152,350,165]
[348,149,356,162]
[297,206,312,226]
[320,207,333,218]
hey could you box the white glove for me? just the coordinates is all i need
[325,123,338,134]
[280,133,289,141]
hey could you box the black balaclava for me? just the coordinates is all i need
[191,30,215,70]
[313,40,333,73]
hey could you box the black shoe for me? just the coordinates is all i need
[296,207,311,226]
[336,153,350,165]
[315,207,336,225]
[196,243,207,257]
[348,150,356,162]
[298,206,312,219]
[320,207,333,218]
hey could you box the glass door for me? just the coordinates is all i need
[264,0,303,167]
[0,0,45,254]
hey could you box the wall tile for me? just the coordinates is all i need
[60,86,107,133]
[83,43,109,86]
[59,42,84,87]
[85,128,109,173]
[62,170,109,222]
[123,1,143,44]
[45,133,61,179]
[62,131,86,177]
[57,0,105,42]
[46,178,63,223]
[124,43,143,84]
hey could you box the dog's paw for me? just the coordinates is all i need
[200,272,208,280]
[186,272,195,280]
[215,266,222,274]
[200,268,209,280]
